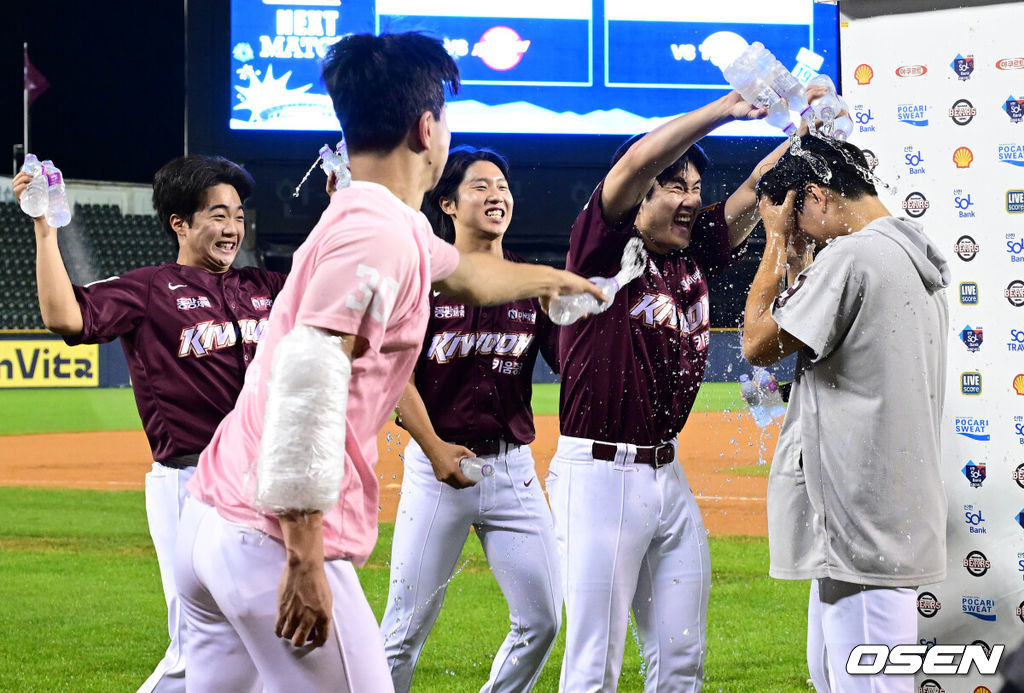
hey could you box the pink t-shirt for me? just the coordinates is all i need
[188,181,460,564]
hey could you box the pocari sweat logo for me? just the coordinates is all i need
[898,103,929,126]
[999,143,1024,167]
[963,595,996,621]
[955,416,989,441]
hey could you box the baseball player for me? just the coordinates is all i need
[380,145,562,692]
[549,92,804,692]
[743,135,948,693]
[13,154,287,693]
[175,33,604,692]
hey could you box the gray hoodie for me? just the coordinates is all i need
[766,215,950,587]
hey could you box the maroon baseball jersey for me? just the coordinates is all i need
[65,263,287,462]
[406,250,558,446]
[558,181,743,445]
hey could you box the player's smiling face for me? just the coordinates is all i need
[635,163,702,254]
[441,160,513,239]
[173,183,245,273]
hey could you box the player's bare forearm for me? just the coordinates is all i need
[276,511,332,648]
[395,379,475,488]
[34,218,84,336]
[742,193,805,366]
[435,252,605,307]
[602,92,764,226]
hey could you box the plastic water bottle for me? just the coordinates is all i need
[460,456,495,482]
[547,276,617,326]
[740,374,772,427]
[831,99,854,141]
[41,161,72,228]
[756,369,787,420]
[807,74,842,130]
[320,140,351,189]
[19,154,49,218]
[714,41,796,135]
[765,61,813,123]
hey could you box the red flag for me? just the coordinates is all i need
[24,46,50,105]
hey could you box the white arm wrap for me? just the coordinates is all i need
[255,325,351,513]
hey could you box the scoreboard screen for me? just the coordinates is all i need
[229,0,839,137]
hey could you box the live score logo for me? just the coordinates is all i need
[960,281,979,305]
[961,371,982,395]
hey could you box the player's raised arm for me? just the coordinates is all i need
[434,250,606,308]
[13,171,84,336]
[395,377,476,489]
[600,92,766,228]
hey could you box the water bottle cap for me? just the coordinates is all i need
[480,463,495,477]
[24,154,39,163]
[739,374,750,382]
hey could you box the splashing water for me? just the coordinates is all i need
[628,613,647,680]
[382,558,472,644]
[788,132,832,184]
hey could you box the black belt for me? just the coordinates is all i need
[450,438,518,457]
[158,453,201,469]
[592,441,675,468]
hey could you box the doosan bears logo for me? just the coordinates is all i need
[964,550,991,576]
[1006,280,1024,306]
[954,235,979,260]
[916,592,942,617]
[861,149,879,170]
[903,192,930,217]
[919,681,945,693]
[949,99,977,125]
[1014,463,1024,489]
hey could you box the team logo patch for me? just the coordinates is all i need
[953,146,974,168]
[896,64,928,77]
[962,460,986,487]
[434,304,466,319]
[1013,463,1024,489]
[999,143,1024,166]
[961,371,982,395]
[955,417,989,441]
[964,505,986,534]
[954,235,978,260]
[960,282,979,305]
[897,103,929,126]
[916,592,941,617]
[1006,280,1024,306]
[1005,95,1024,123]
[960,325,983,351]
[951,53,974,80]
[250,296,273,310]
[861,149,879,170]
[964,550,991,577]
[902,192,930,217]
[963,595,996,621]
[949,98,977,125]
[1008,190,1024,214]
[176,296,212,311]
[506,307,537,324]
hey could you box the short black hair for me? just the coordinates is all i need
[755,134,877,211]
[611,133,710,197]
[152,154,254,239]
[422,146,510,242]
[321,32,460,154]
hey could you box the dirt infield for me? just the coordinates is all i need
[0,412,776,536]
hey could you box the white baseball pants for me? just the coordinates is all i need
[138,462,194,693]
[547,436,711,693]
[175,495,393,693]
[806,580,917,693]
[381,439,562,693]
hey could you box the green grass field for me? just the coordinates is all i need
[0,384,809,692]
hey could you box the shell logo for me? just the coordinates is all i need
[896,64,928,77]
[854,64,874,85]
[975,687,993,693]
[954,146,974,169]
[471,27,531,71]
[1014,373,1024,395]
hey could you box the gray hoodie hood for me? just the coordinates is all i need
[868,216,951,292]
